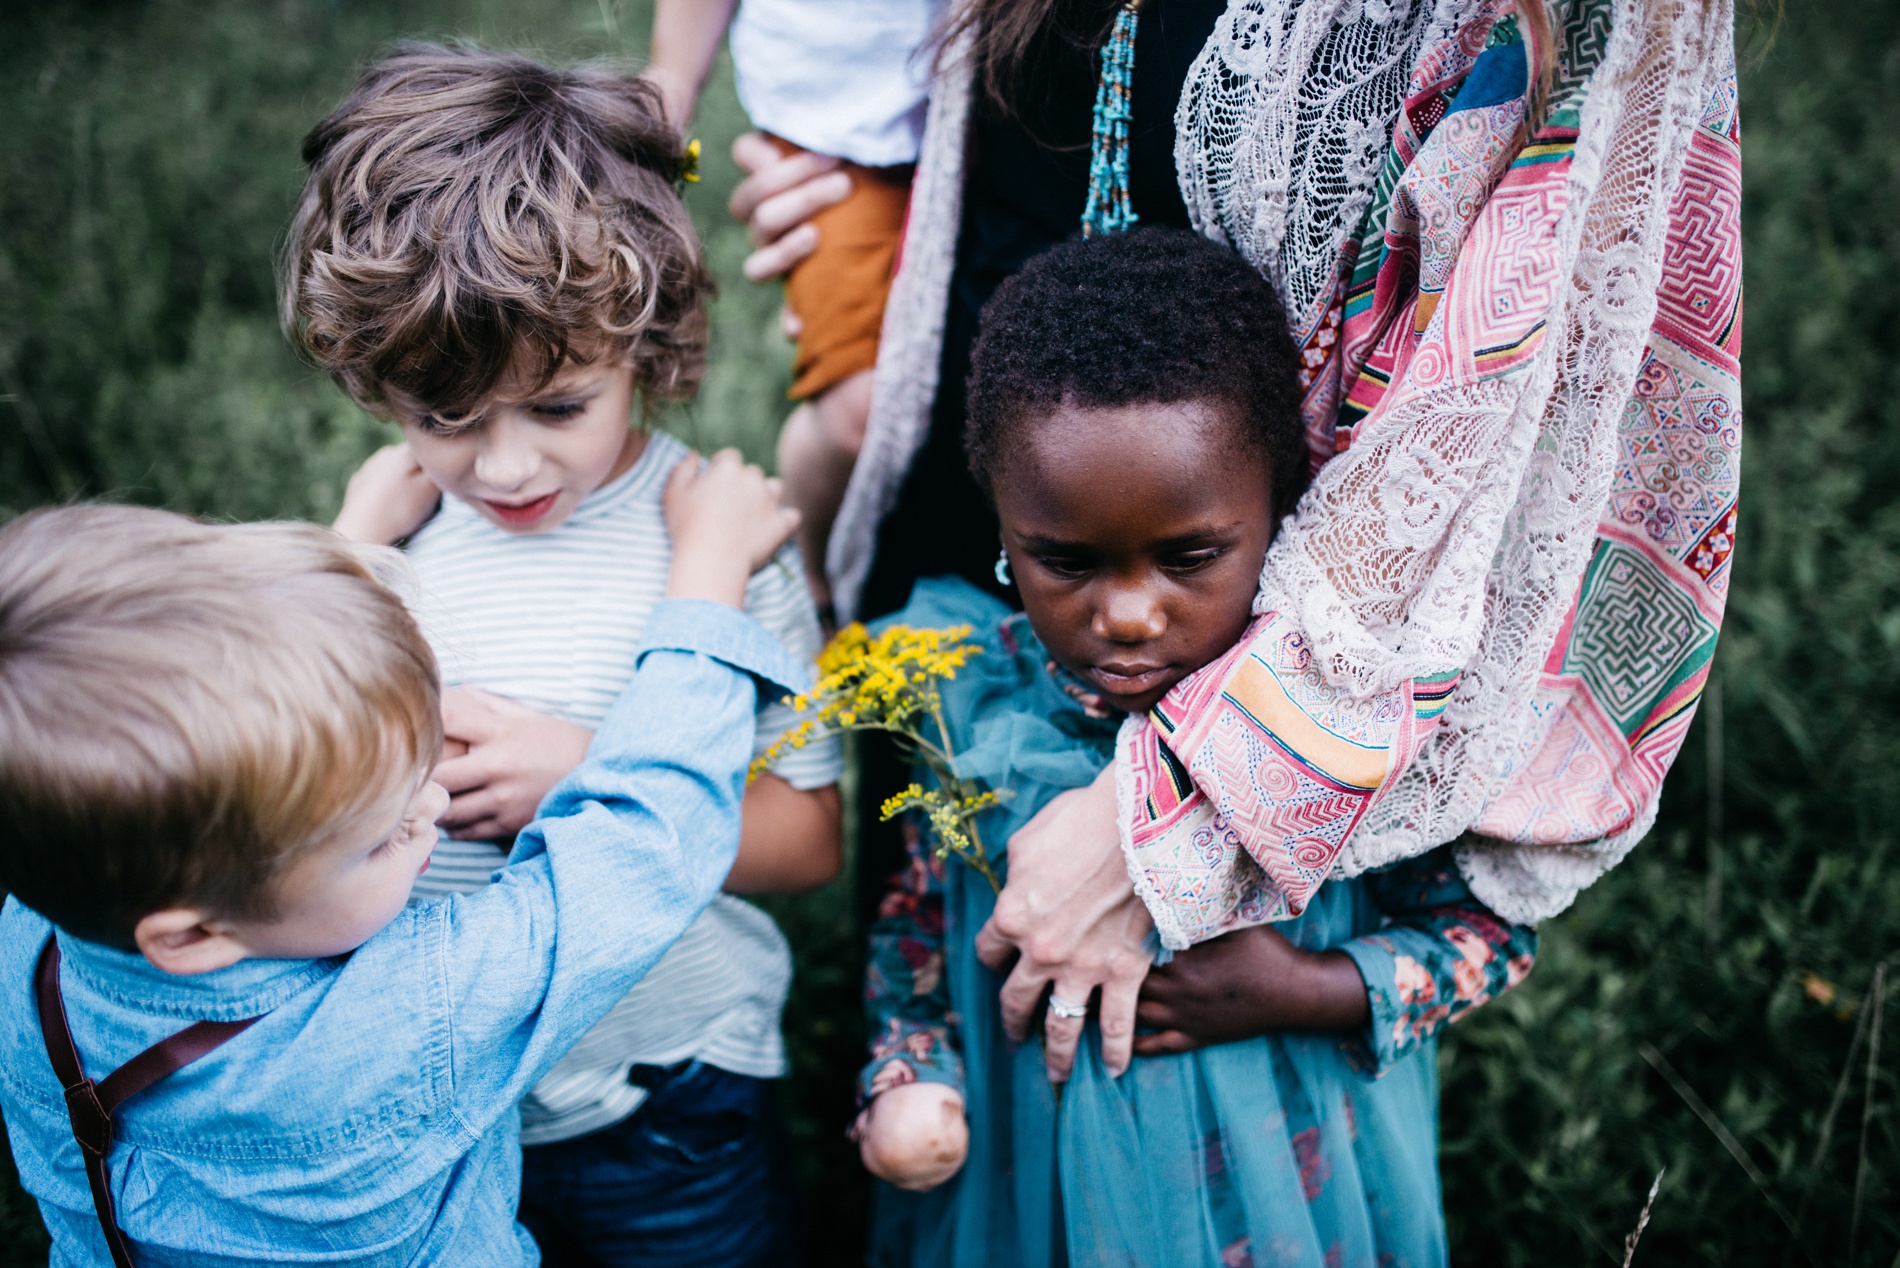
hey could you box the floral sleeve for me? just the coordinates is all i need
[859,818,965,1104]
[1337,846,1538,1075]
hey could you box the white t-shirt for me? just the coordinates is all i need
[405,429,843,1145]
[729,0,946,167]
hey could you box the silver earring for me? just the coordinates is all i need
[994,548,1013,587]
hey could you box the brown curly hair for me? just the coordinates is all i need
[282,44,711,420]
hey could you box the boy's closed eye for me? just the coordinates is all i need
[370,822,408,857]
[526,398,588,420]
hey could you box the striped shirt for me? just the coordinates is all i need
[404,429,842,1145]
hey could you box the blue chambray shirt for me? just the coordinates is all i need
[0,600,808,1268]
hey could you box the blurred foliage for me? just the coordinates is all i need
[1442,1,1900,1262]
[0,0,790,526]
[0,0,1895,1264]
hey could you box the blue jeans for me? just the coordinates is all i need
[519,1062,798,1268]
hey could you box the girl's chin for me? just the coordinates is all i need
[1081,668,1183,716]
[1107,689,1168,716]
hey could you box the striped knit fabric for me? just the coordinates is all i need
[405,429,843,1143]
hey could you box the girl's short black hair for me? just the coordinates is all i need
[965,227,1308,520]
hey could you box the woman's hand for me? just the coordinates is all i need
[332,442,440,545]
[728,132,852,282]
[851,1081,969,1192]
[973,765,1154,1082]
[1133,925,1371,1056]
[433,687,593,841]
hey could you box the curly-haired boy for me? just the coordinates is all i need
[282,46,842,1265]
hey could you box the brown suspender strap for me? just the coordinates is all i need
[33,937,263,1268]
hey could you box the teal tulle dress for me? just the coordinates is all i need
[860,580,1538,1268]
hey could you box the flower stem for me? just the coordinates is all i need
[927,696,1001,894]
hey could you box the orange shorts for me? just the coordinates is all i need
[770,136,912,400]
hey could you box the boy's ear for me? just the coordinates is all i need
[132,909,252,976]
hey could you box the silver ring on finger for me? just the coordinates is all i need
[1047,993,1090,1020]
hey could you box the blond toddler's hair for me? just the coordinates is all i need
[0,505,442,947]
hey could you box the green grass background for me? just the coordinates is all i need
[0,1,1894,1263]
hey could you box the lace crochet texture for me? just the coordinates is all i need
[1174,0,1468,357]
[1261,0,1730,905]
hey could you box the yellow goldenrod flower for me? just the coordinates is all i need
[755,624,998,891]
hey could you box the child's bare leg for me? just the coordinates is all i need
[778,367,873,616]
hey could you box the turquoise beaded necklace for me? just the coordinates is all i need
[1080,0,1142,237]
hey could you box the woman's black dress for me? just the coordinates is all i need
[854,0,1225,913]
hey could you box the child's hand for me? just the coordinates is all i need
[662,449,799,608]
[432,687,594,841]
[333,443,441,545]
[1133,925,1371,1055]
[851,1081,968,1192]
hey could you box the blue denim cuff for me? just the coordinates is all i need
[636,599,814,702]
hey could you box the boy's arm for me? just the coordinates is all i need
[729,547,845,893]
[645,0,742,129]
[435,599,806,1104]
[727,775,841,893]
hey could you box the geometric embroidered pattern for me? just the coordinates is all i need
[1652,128,1743,371]
[1564,539,1719,737]
[1687,501,1737,592]
[1613,347,1741,560]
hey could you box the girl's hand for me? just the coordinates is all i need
[662,449,800,608]
[333,443,441,545]
[728,132,852,282]
[851,1082,969,1192]
[1133,925,1372,1056]
[432,687,593,841]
